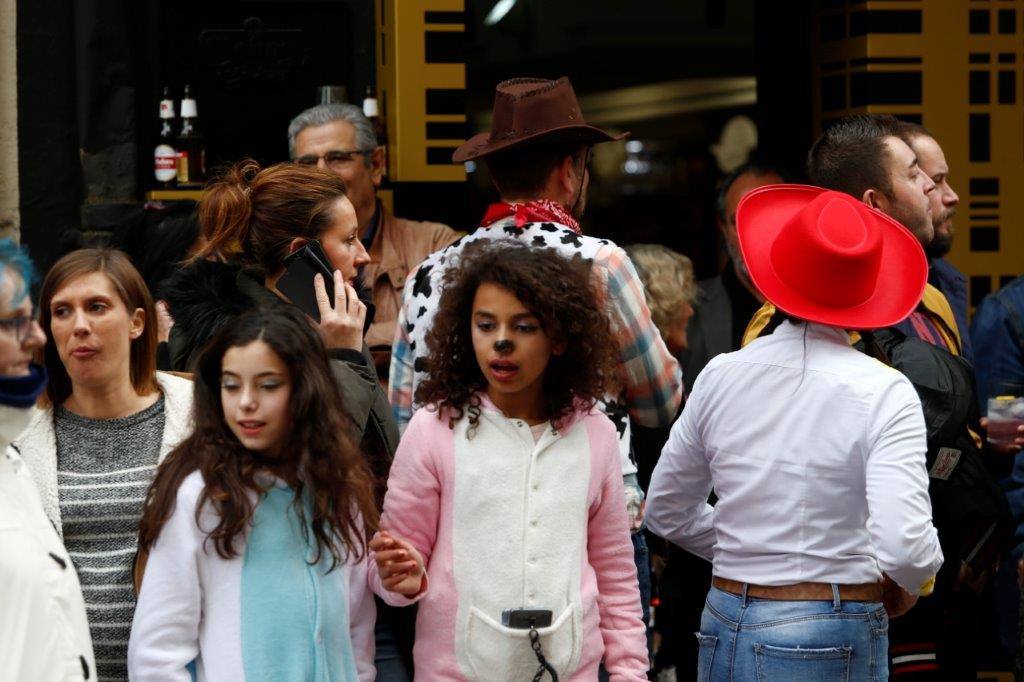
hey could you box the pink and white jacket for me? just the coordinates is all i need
[371,397,648,681]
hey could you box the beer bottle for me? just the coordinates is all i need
[154,86,178,187]
[177,84,206,186]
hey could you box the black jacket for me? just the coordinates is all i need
[160,260,400,494]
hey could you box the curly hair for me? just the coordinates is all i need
[623,244,696,345]
[415,240,619,429]
[138,305,379,569]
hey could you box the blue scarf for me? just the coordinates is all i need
[0,363,47,408]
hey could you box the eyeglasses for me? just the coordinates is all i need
[0,312,38,343]
[294,149,373,172]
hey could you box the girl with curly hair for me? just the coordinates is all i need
[128,305,381,681]
[368,240,649,680]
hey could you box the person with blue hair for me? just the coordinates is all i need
[0,238,96,680]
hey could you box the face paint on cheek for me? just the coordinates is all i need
[494,339,514,354]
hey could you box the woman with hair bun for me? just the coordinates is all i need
[161,159,404,674]
[163,159,395,471]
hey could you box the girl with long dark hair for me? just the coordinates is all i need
[128,306,380,680]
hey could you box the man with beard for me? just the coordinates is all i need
[802,115,972,355]
[680,162,788,389]
[898,122,972,360]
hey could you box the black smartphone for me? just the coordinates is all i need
[500,608,553,630]
[276,241,336,323]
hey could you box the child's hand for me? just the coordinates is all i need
[369,530,425,596]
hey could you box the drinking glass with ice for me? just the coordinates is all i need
[987,394,1024,446]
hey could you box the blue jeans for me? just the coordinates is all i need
[374,615,410,682]
[633,531,652,625]
[697,586,889,681]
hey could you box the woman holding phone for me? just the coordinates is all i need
[163,159,395,492]
[161,159,405,677]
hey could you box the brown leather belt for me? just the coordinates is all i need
[712,577,883,602]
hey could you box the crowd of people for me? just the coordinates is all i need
[2,73,1024,682]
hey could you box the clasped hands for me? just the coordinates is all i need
[370,530,425,597]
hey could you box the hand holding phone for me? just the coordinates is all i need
[275,241,336,322]
[275,240,366,350]
[313,271,366,351]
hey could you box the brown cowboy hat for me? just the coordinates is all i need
[452,77,628,163]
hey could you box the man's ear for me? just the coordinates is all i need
[555,155,577,198]
[861,188,882,209]
[370,146,386,188]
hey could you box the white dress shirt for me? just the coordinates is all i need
[646,320,943,594]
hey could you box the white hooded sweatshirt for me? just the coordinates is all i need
[0,401,95,681]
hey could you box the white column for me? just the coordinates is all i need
[0,0,18,241]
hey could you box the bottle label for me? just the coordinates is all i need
[159,100,175,119]
[180,98,197,118]
[155,144,177,181]
[177,151,189,183]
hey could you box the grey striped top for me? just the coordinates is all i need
[55,396,166,682]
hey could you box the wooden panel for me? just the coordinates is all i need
[813,0,1023,308]
[376,0,466,182]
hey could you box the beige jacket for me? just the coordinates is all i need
[363,208,460,371]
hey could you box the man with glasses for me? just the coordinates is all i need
[288,103,459,381]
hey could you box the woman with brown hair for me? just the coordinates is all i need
[15,248,194,682]
[161,160,395,463]
[129,305,380,680]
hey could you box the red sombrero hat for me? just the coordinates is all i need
[736,184,927,330]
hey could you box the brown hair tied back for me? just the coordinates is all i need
[415,240,620,430]
[196,159,348,277]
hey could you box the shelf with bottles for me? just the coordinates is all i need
[153,84,206,192]
[145,189,205,202]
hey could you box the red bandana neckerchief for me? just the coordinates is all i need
[480,199,581,234]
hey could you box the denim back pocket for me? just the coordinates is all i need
[695,633,718,682]
[753,643,851,682]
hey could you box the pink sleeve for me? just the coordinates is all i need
[349,542,378,681]
[586,418,649,680]
[368,409,442,606]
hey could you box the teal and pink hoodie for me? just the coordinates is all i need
[371,396,648,680]
[128,471,376,681]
